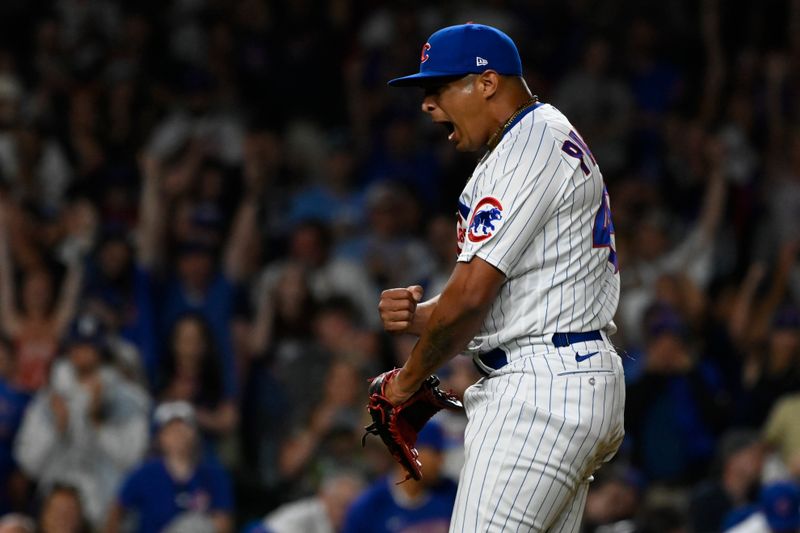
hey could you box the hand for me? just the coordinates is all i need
[138,151,162,180]
[379,285,424,334]
[50,393,69,434]
[84,374,105,424]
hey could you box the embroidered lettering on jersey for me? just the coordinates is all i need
[467,197,503,243]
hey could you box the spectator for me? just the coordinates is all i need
[104,401,233,533]
[763,392,800,478]
[342,421,457,533]
[688,430,765,533]
[288,136,365,236]
[553,37,633,176]
[311,297,381,370]
[78,227,153,388]
[157,313,238,440]
[37,484,90,533]
[335,181,434,289]
[625,303,731,483]
[0,200,87,393]
[724,481,800,533]
[617,148,727,348]
[279,360,369,496]
[241,263,318,489]
[583,465,642,532]
[250,261,317,356]
[741,304,800,427]
[145,67,243,167]
[253,221,379,331]
[361,111,441,208]
[137,151,257,396]
[14,315,149,526]
[247,471,365,533]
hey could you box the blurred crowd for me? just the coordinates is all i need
[0,0,797,532]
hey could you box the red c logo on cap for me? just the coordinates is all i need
[420,43,431,63]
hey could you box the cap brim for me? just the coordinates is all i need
[388,71,466,87]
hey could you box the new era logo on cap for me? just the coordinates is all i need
[388,23,522,87]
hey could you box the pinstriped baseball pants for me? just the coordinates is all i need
[449,340,625,532]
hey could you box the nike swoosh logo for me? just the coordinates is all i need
[575,351,599,362]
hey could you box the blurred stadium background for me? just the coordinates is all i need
[0,0,798,532]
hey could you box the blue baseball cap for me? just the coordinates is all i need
[416,420,446,451]
[66,314,107,349]
[388,23,522,87]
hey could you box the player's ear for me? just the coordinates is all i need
[477,70,499,99]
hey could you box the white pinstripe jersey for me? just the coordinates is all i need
[456,103,620,354]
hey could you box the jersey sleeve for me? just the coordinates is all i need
[457,121,566,276]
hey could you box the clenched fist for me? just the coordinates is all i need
[378,285,424,334]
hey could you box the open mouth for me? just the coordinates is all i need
[437,120,456,140]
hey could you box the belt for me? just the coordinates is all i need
[474,330,604,376]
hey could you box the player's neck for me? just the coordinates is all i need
[485,93,538,150]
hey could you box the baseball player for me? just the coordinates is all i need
[378,23,625,531]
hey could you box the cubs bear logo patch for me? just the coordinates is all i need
[467,197,503,242]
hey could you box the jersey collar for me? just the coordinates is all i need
[498,101,542,144]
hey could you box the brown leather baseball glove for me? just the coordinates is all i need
[362,369,463,481]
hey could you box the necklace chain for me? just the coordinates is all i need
[485,95,539,151]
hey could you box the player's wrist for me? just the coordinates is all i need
[395,367,423,396]
[408,300,434,336]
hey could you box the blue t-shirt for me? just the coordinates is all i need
[118,457,234,533]
[131,266,159,385]
[342,477,457,533]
